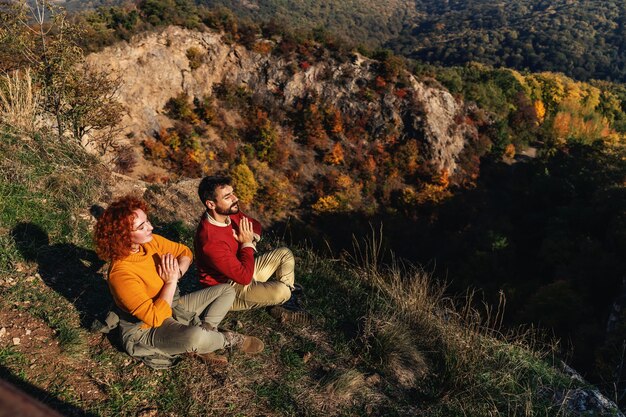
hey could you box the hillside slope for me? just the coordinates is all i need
[0,127,623,417]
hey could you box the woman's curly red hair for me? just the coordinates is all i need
[94,195,148,261]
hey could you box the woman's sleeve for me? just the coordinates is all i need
[152,234,193,259]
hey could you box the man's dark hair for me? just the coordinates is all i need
[198,175,232,205]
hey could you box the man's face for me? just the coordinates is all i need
[208,185,240,215]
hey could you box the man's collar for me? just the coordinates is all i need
[205,211,231,227]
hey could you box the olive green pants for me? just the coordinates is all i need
[230,247,295,311]
[133,284,235,355]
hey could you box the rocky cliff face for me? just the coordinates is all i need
[87,25,473,178]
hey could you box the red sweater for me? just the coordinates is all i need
[195,211,262,287]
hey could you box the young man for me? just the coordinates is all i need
[194,175,308,322]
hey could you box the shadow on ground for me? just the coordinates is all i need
[10,222,112,328]
[0,365,99,417]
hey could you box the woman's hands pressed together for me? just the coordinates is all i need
[158,253,181,284]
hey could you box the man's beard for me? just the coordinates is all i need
[216,202,239,215]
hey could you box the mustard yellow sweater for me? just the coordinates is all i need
[108,234,193,328]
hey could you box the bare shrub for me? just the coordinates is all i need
[186,47,204,70]
[112,144,138,174]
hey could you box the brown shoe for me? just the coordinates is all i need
[223,331,264,354]
[187,351,228,366]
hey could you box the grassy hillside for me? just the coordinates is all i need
[0,126,604,416]
[4,1,626,406]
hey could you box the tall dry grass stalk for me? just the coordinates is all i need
[0,68,41,132]
[349,230,563,415]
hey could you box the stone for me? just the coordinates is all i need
[12,338,20,346]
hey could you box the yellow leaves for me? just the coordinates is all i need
[312,174,363,214]
[336,174,353,188]
[504,144,516,159]
[402,183,451,206]
[533,100,546,124]
[509,69,530,94]
[416,183,452,205]
[521,71,619,146]
[326,106,343,135]
[231,163,258,205]
[533,72,566,106]
[402,170,452,207]
[528,72,603,117]
[324,142,344,165]
[552,112,571,141]
[312,195,340,213]
[552,111,614,144]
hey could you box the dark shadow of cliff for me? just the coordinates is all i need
[0,365,99,417]
[10,222,111,329]
[271,142,626,385]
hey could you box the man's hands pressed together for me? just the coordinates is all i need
[233,216,254,245]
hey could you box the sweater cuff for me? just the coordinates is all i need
[242,242,257,252]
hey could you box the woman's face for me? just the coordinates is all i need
[130,209,154,245]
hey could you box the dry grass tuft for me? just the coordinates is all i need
[324,368,367,399]
[347,228,568,415]
[0,68,40,133]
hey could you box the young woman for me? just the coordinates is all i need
[94,195,263,367]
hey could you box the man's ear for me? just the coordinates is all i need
[205,200,216,210]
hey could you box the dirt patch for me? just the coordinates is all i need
[0,309,107,404]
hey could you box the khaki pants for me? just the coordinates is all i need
[135,284,235,355]
[230,247,295,311]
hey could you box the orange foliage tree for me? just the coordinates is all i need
[324,142,345,165]
[303,102,330,150]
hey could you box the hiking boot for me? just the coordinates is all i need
[292,283,304,296]
[187,351,228,366]
[281,292,304,311]
[222,331,264,354]
[269,305,313,325]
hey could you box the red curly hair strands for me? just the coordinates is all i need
[94,195,148,261]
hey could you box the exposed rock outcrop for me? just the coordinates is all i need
[87,25,473,178]
[553,364,625,417]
